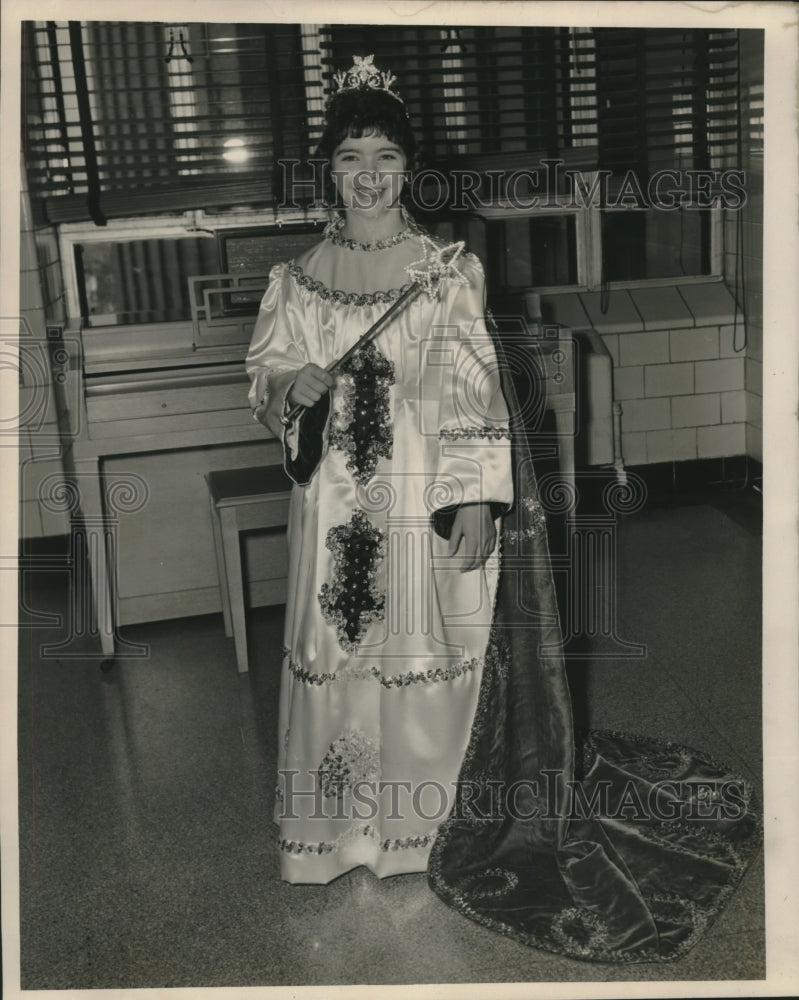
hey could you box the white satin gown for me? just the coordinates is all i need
[246,231,513,882]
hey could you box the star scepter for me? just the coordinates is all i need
[404,236,470,299]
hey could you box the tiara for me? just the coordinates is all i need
[331,54,404,104]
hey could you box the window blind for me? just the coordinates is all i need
[23,21,326,223]
[23,22,746,224]
[594,28,741,182]
[318,24,599,169]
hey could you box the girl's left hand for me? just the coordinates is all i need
[447,503,496,572]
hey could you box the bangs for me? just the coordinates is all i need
[317,89,417,165]
[334,118,405,147]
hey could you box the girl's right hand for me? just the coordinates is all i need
[287,364,334,408]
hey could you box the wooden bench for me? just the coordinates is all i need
[205,465,293,673]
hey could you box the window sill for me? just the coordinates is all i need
[540,278,742,334]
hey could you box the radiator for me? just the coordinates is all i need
[572,328,626,482]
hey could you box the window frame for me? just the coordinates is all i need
[56,205,328,322]
[474,174,724,296]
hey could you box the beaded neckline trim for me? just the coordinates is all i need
[323,213,413,252]
[288,260,413,306]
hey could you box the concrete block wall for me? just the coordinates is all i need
[542,282,748,467]
[601,325,746,466]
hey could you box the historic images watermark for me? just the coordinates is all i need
[278,770,750,824]
[276,157,748,213]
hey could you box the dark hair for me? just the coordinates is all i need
[316,88,417,206]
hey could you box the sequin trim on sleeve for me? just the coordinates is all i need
[318,509,386,652]
[439,426,512,441]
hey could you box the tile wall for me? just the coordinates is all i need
[543,282,750,468]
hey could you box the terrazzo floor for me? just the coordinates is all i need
[16,485,764,990]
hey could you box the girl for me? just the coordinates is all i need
[246,55,513,883]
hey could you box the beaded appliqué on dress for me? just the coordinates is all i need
[319,509,386,651]
[329,341,395,485]
[317,729,381,798]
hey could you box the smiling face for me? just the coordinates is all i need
[331,132,408,214]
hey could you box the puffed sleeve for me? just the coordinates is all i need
[245,263,308,439]
[432,253,514,532]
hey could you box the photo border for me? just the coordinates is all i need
[2,2,797,998]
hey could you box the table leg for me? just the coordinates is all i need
[219,508,249,673]
[74,457,115,658]
[208,496,233,637]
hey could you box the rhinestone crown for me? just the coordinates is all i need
[331,54,404,105]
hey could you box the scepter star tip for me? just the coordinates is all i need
[404,237,469,299]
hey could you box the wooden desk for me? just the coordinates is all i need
[56,325,285,662]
